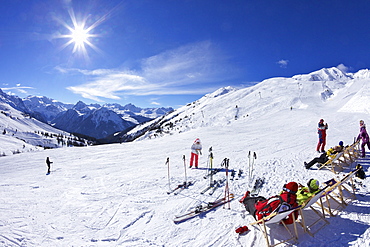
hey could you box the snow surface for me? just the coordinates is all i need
[0,68,369,246]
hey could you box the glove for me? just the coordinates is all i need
[235,226,249,234]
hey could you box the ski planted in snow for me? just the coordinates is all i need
[173,194,234,223]
[250,177,265,196]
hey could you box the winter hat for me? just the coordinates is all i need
[307,179,319,192]
[194,138,200,143]
[360,120,364,125]
[320,119,324,122]
[339,141,344,146]
[283,182,298,194]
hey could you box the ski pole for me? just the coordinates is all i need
[205,147,212,178]
[248,151,251,182]
[224,158,230,209]
[166,157,171,191]
[183,155,187,185]
[209,152,214,187]
[251,152,257,179]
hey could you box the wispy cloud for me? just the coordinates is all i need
[336,63,350,73]
[2,85,34,95]
[62,41,235,101]
[277,59,289,68]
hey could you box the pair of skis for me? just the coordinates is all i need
[230,169,243,180]
[200,178,226,195]
[250,177,265,196]
[173,194,235,223]
[203,168,221,179]
[201,157,229,195]
[167,181,194,195]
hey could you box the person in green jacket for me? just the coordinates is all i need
[297,179,320,205]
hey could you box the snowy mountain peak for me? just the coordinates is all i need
[353,68,370,79]
[205,86,237,98]
[293,67,352,81]
[73,101,89,111]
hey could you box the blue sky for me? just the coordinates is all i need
[1,0,370,108]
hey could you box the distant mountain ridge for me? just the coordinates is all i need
[22,96,174,139]
[1,66,370,145]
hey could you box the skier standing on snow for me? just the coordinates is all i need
[46,157,53,174]
[240,182,299,224]
[357,120,370,158]
[316,119,328,152]
[189,138,202,168]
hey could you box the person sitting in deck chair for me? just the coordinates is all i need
[240,182,299,224]
[296,179,320,205]
[304,141,344,169]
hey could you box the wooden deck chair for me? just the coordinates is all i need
[316,180,343,217]
[250,207,301,247]
[343,144,356,164]
[330,168,359,206]
[317,152,343,174]
[317,169,359,216]
[297,188,330,236]
[342,141,360,165]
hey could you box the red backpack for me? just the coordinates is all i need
[255,196,291,220]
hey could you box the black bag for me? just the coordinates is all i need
[356,165,366,180]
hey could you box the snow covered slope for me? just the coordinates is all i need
[125,67,370,142]
[0,67,369,246]
[0,102,87,156]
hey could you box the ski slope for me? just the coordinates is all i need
[0,68,369,246]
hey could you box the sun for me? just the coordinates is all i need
[57,9,103,57]
[70,25,90,49]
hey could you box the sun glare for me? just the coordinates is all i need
[57,9,104,58]
[71,25,89,46]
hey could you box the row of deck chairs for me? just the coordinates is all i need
[250,168,360,247]
[317,140,361,174]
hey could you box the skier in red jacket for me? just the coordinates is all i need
[240,182,299,224]
[317,119,328,152]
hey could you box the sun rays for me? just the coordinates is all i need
[56,9,105,59]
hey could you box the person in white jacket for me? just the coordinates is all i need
[190,138,202,168]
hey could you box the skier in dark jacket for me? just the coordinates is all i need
[316,119,328,152]
[46,157,53,174]
[240,182,299,224]
[304,141,344,169]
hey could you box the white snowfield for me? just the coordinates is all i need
[0,67,369,246]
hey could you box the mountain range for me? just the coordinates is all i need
[5,93,173,140]
[1,66,370,155]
